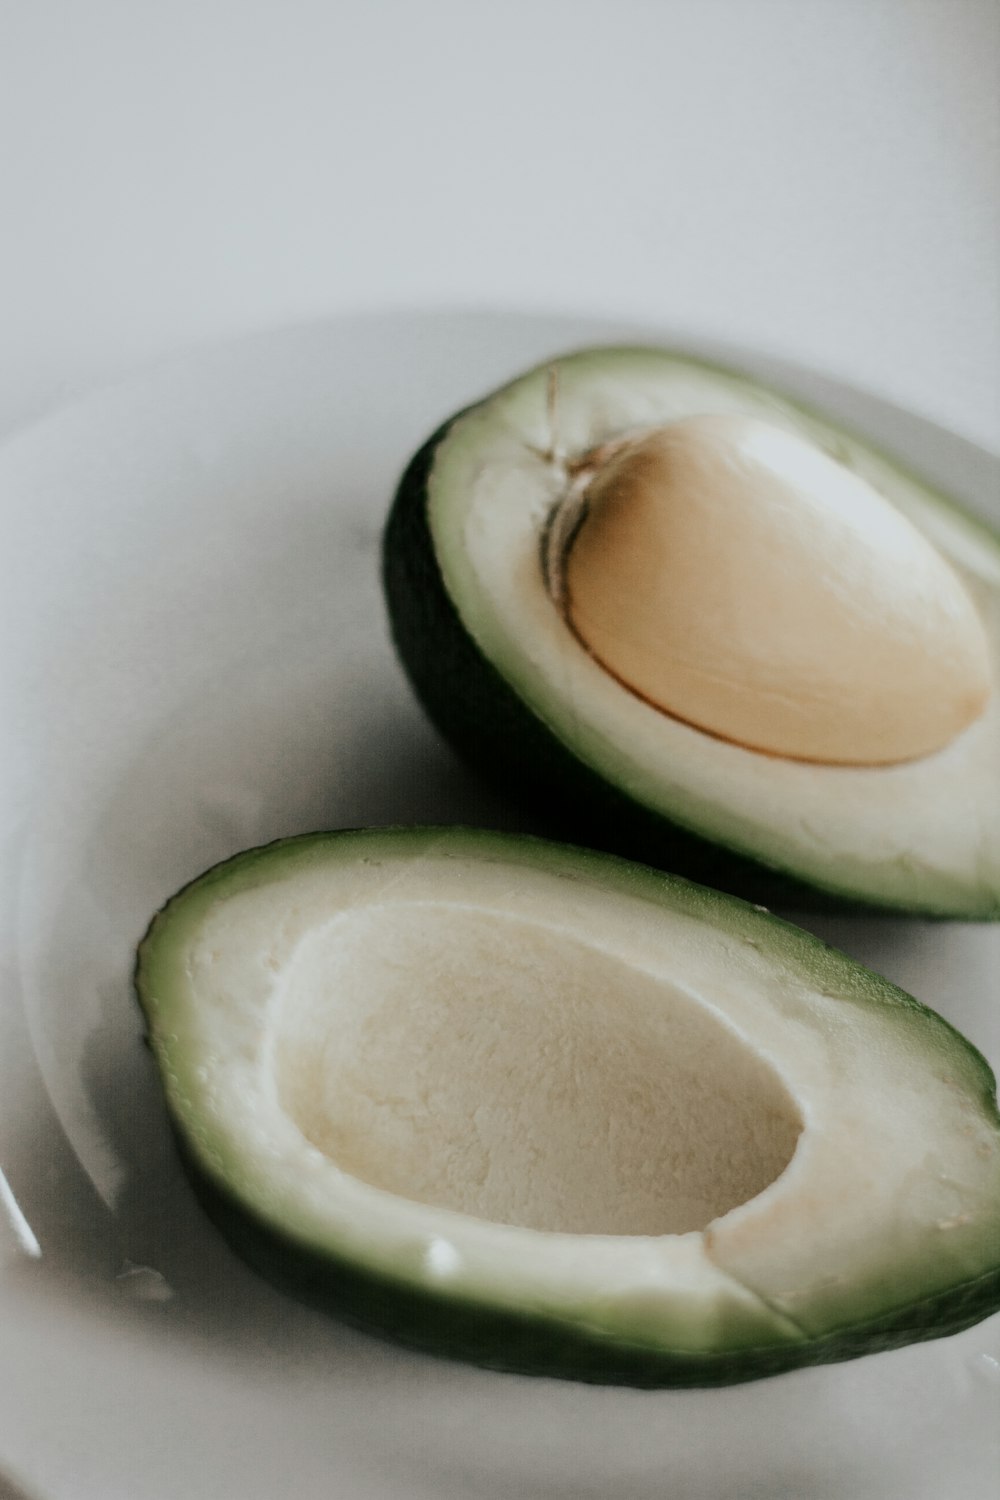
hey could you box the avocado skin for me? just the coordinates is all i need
[179,1130,1000,1388]
[383,420,879,914]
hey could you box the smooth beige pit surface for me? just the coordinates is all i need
[272,903,802,1236]
[564,413,992,764]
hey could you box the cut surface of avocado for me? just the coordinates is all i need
[382,347,1000,915]
[135,828,1000,1386]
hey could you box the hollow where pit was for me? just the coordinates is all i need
[271,903,803,1237]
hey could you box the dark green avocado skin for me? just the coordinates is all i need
[382,420,876,914]
[181,1132,1000,1388]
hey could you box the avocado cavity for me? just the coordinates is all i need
[272,902,802,1235]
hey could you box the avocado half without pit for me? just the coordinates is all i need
[382,348,1000,916]
[135,828,1000,1387]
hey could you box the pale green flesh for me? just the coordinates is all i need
[138,829,1000,1355]
[426,349,1000,915]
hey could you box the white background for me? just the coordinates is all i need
[1,0,998,447]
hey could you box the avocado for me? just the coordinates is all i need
[135,827,1000,1387]
[382,347,1000,916]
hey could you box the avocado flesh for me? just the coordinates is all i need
[382,347,1000,916]
[135,828,1000,1386]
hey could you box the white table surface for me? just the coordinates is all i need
[1,0,997,449]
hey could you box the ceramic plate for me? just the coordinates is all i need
[1,311,997,1500]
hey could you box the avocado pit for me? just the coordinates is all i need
[560,414,992,765]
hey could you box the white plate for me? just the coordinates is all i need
[1,311,997,1500]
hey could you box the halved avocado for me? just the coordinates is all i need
[135,827,1000,1386]
[382,348,1000,916]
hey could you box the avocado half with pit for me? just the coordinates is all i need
[382,348,1000,916]
[135,827,1000,1386]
